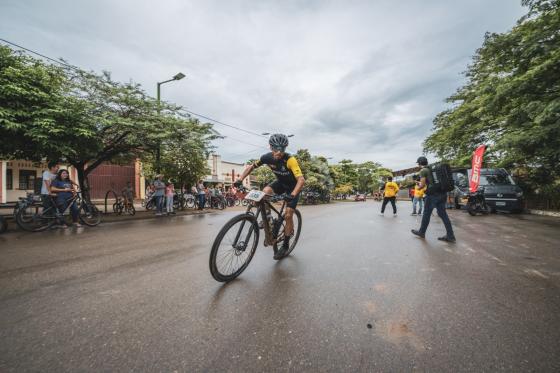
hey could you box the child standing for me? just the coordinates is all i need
[165,181,175,215]
[412,180,427,215]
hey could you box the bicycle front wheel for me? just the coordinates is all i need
[79,203,101,226]
[209,214,259,282]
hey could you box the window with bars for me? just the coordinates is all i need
[19,170,37,190]
[6,169,13,190]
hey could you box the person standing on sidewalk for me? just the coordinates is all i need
[411,156,456,242]
[196,180,206,210]
[152,174,166,216]
[122,181,134,209]
[411,177,426,215]
[380,176,399,216]
[165,180,175,215]
[41,161,59,217]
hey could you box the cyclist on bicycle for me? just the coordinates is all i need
[235,133,305,259]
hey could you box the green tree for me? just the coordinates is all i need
[424,0,560,194]
[0,46,68,160]
[296,149,334,192]
[0,45,216,199]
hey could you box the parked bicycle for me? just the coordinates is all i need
[16,191,101,232]
[113,197,136,216]
[209,188,302,282]
[209,195,225,210]
[467,188,491,216]
[142,193,156,210]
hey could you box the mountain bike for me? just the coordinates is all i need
[174,192,192,210]
[209,189,302,282]
[16,191,101,232]
[225,195,236,207]
[467,188,491,216]
[209,195,225,210]
[113,197,136,216]
[183,193,196,209]
[142,193,156,210]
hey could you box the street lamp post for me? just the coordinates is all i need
[155,72,186,173]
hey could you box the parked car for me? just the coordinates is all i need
[452,168,523,212]
[354,194,366,202]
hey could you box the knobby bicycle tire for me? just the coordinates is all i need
[16,203,54,232]
[209,214,259,282]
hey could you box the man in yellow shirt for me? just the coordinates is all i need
[380,176,399,215]
[412,176,426,215]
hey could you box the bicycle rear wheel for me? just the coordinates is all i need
[186,197,195,209]
[16,203,54,232]
[272,209,302,258]
[79,203,101,226]
[146,199,155,210]
[209,214,259,282]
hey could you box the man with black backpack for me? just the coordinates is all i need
[411,156,456,243]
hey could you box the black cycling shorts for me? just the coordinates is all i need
[269,181,300,209]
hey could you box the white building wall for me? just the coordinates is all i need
[1,160,77,202]
[204,154,252,188]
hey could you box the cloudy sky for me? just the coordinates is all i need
[1,0,525,169]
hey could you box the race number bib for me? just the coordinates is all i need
[245,190,266,202]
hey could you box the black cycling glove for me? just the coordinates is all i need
[284,194,295,202]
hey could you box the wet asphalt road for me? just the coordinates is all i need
[1,201,560,372]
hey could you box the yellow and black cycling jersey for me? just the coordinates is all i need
[253,152,303,187]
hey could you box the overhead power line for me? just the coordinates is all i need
[0,37,80,71]
[180,109,266,138]
[0,37,268,140]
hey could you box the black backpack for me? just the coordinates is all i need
[426,163,454,195]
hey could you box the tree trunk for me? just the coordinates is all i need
[75,163,91,202]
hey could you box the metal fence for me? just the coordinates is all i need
[525,197,560,211]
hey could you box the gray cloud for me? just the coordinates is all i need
[0,0,526,168]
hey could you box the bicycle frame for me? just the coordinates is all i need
[39,193,82,221]
[232,195,287,249]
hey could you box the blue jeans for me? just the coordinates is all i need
[419,193,455,238]
[412,197,423,214]
[155,195,164,213]
[57,199,79,223]
[198,194,206,210]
